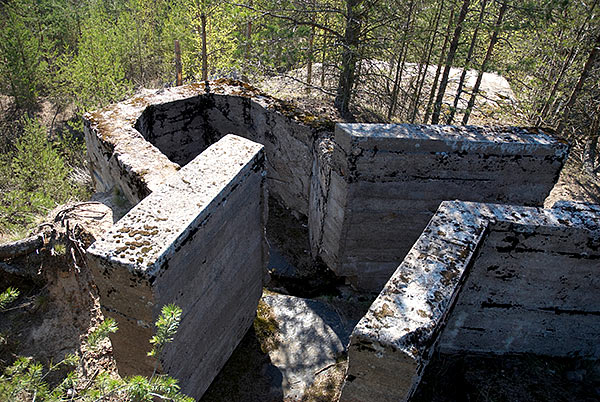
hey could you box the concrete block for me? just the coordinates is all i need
[341,201,600,401]
[86,135,267,399]
[312,123,568,291]
[84,83,330,218]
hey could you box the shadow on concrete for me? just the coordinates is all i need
[201,326,284,402]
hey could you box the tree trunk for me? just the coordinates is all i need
[201,12,208,82]
[321,31,328,88]
[387,0,415,120]
[242,0,253,82]
[174,40,182,86]
[462,0,508,125]
[431,0,471,124]
[447,0,487,124]
[335,0,362,118]
[556,31,600,136]
[424,7,454,123]
[410,0,445,123]
[307,25,315,92]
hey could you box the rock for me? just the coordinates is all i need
[262,294,351,400]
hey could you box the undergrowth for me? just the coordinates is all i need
[0,118,90,239]
[0,290,191,402]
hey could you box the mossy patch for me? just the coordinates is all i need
[301,355,347,402]
[253,297,280,353]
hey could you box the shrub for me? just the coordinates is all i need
[0,295,192,402]
[0,118,88,234]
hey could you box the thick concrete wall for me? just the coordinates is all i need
[439,221,600,356]
[341,201,600,402]
[134,93,315,215]
[310,124,568,291]
[84,82,330,215]
[86,135,267,399]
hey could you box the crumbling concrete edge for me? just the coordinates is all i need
[83,81,332,206]
[341,200,600,402]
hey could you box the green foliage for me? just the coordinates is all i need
[0,1,46,111]
[86,318,118,351]
[0,288,19,311]
[0,303,192,401]
[0,118,86,233]
[56,3,133,110]
[148,304,182,357]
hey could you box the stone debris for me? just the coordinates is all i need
[262,294,350,400]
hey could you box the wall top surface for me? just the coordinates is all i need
[87,134,264,278]
[352,200,600,359]
[336,123,569,157]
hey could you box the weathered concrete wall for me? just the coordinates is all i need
[310,124,569,291]
[341,201,600,402]
[84,81,331,215]
[86,135,267,399]
[439,213,600,356]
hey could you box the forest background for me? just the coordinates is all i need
[0,0,598,237]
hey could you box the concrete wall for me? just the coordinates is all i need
[341,201,600,402]
[439,221,600,357]
[134,93,316,215]
[310,124,569,291]
[84,82,330,215]
[86,135,267,399]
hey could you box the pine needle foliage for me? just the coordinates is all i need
[0,299,193,402]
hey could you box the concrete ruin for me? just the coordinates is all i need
[86,134,266,398]
[81,81,597,400]
[311,123,568,290]
[341,200,600,401]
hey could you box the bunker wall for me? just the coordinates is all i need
[341,201,600,402]
[86,135,267,399]
[312,124,569,291]
[85,86,320,216]
[439,222,600,357]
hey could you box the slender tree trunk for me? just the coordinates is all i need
[556,31,600,136]
[447,0,487,124]
[201,12,208,82]
[410,0,445,123]
[174,40,182,86]
[321,31,328,88]
[135,22,145,85]
[424,7,454,123]
[387,0,415,120]
[584,107,599,173]
[307,25,315,92]
[431,0,471,124]
[243,0,252,82]
[335,0,362,118]
[462,0,508,125]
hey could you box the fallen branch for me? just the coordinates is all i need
[0,233,47,260]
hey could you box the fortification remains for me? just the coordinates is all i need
[81,81,595,400]
[311,123,568,290]
[341,201,600,401]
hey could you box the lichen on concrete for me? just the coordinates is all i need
[342,200,600,402]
